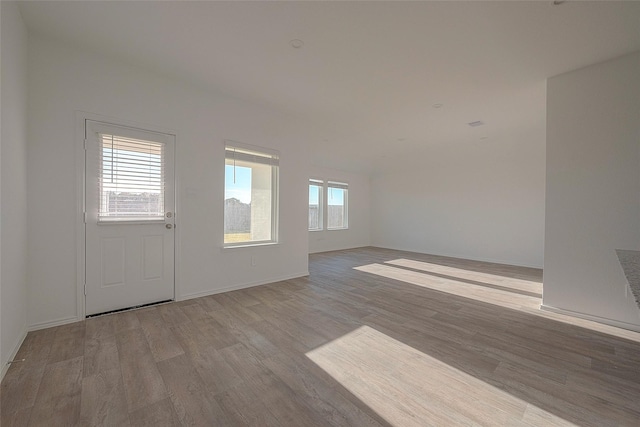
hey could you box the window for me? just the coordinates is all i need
[308,180,349,231]
[327,181,348,230]
[309,179,323,231]
[224,141,279,246]
[98,133,165,221]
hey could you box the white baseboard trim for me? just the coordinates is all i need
[1,326,28,381]
[28,316,79,332]
[25,272,311,330]
[540,304,640,333]
[179,271,310,301]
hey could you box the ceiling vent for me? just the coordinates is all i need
[467,121,485,127]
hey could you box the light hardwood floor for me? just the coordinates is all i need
[2,247,640,426]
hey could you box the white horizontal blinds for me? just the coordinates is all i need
[224,145,279,166]
[328,181,348,190]
[99,133,165,221]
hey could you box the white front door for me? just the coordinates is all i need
[85,120,175,316]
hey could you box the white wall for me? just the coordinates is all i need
[308,166,370,253]
[27,35,312,329]
[544,52,640,329]
[370,126,546,268]
[1,1,29,376]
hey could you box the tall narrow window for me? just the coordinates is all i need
[99,133,165,221]
[309,179,323,231]
[224,142,279,246]
[327,181,348,230]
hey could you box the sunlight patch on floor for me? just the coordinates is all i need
[355,263,640,343]
[356,263,541,310]
[307,325,576,427]
[386,258,542,295]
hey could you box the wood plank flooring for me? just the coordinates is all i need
[2,247,640,426]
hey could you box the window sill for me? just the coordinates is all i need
[223,241,279,249]
[327,227,349,231]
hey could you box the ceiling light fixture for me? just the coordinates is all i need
[290,39,304,49]
[468,121,485,127]
[433,103,444,109]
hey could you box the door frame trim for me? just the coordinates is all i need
[75,111,179,319]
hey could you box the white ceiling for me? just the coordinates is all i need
[18,1,640,172]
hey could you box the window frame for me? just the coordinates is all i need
[326,181,349,230]
[86,121,175,226]
[223,140,279,248]
[97,132,167,223]
[308,179,324,232]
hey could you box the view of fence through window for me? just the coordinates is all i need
[309,180,323,230]
[328,183,348,229]
[309,180,348,230]
[224,165,253,243]
[99,134,165,220]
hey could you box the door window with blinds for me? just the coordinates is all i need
[224,141,279,246]
[86,123,173,223]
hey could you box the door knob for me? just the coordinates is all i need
[166,224,173,229]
